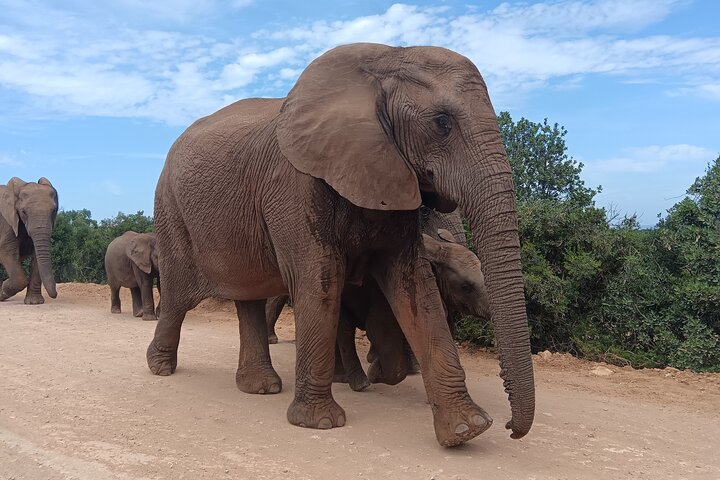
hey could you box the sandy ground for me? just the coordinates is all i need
[1,283,719,480]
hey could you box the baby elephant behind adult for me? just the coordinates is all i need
[105,231,160,320]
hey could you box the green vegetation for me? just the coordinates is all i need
[456,112,720,372]
[2,113,717,371]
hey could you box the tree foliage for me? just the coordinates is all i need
[457,113,720,372]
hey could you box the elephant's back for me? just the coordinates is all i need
[181,97,284,146]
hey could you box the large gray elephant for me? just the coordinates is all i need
[0,177,58,304]
[146,43,534,447]
[104,231,160,320]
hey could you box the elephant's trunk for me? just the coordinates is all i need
[461,149,535,439]
[29,222,57,298]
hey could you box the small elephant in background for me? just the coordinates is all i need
[0,177,58,304]
[104,231,160,320]
[266,228,490,392]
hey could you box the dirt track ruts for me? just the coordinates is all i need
[1,283,719,479]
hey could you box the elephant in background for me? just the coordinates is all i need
[147,43,534,446]
[0,177,58,304]
[105,231,160,320]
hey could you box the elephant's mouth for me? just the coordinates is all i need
[420,188,457,214]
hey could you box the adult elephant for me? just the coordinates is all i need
[0,177,58,304]
[147,43,534,447]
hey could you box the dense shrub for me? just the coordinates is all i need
[456,112,720,372]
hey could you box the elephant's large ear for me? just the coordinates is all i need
[126,237,152,274]
[0,177,26,237]
[421,233,446,264]
[276,44,421,211]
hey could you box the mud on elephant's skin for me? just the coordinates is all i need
[105,231,160,320]
[147,43,534,447]
[0,177,58,304]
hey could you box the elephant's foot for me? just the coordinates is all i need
[111,306,121,314]
[346,369,370,392]
[432,396,493,447]
[24,294,45,305]
[268,333,279,344]
[367,359,407,385]
[133,309,143,318]
[146,341,177,376]
[142,313,158,321]
[287,396,346,429]
[236,366,282,394]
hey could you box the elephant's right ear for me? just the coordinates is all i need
[126,237,152,275]
[0,178,25,237]
[276,44,421,211]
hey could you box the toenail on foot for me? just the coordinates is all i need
[317,418,333,429]
[473,414,491,427]
[455,423,470,434]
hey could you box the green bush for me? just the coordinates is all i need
[455,112,720,372]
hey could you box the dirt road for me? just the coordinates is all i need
[1,284,719,479]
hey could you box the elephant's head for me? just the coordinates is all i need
[126,233,159,275]
[0,177,58,298]
[423,230,490,320]
[277,43,534,438]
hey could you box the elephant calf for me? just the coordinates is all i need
[266,229,490,392]
[104,231,160,320]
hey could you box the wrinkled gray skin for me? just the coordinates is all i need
[0,177,58,304]
[147,43,534,446]
[105,231,160,320]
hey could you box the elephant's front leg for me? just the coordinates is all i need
[336,312,370,392]
[235,299,282,394]
[286,259,346,429]
[0,251,28,301]
[24,255,45,305]
[138,275,157,321]
[373,254,492,447]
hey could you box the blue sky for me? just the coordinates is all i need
[1,0,718,226]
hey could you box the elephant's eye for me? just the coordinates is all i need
[434,113,452,137]
[461,282,474,293]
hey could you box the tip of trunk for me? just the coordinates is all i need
[45,284,57,298]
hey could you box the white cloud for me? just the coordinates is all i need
[489,0,685,34]
[0,153,21,166]
[592,144,718,172]
[0,1,718,124]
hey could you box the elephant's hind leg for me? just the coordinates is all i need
[265,295,288,344]
[146,224,209,375]
[236,299,282,394]
[336,315,369,392]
